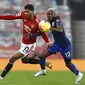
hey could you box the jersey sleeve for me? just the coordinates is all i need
[41,33,49,43]
[55,17,62,27]
[54,16,63,32]
[0,12,22,20]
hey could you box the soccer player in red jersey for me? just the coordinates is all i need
[0,4,51,79]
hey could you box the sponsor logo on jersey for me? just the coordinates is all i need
[24,25,31,32]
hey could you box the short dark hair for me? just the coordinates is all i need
[24,4,34,11]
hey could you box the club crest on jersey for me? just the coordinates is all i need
[31,24,35,28]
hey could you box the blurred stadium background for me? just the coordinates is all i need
[0,0,72,59]
[0,0,85,85]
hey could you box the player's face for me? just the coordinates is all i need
[47,11,55,21]
[24,9,33,19]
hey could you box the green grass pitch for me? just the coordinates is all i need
[0,71,85,85]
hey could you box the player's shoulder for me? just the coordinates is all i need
[53,16,62,24]
[16,11,24,17]
[54,16,61,20]
[34,15,40,23]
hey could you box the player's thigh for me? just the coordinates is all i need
[19,42,36,56]
[10,52,24,62]
[47,42,59,54]
[40,48,52,58]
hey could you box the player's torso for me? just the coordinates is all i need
[50,16,70,48]
[22,13,39,44]
[23,17,39,34]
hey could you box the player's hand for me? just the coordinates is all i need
[24,33,33,39]
[50,27,55,30]
[47,42,53,46]
[28,33,38,38]
[27,33,35,38]
[39,26,43,32]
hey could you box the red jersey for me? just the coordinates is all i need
[0,12,49,44]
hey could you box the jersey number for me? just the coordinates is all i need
[65,52,70,58]
[22,46,29,53]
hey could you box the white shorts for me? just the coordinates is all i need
[19,42,36,56]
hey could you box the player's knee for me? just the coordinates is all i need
[65,61,71,68]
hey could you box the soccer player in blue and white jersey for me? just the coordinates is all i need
[34,8,83,84]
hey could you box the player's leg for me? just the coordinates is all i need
[39,48,52,70]
[21,51,40,64]
[34,43,57,77]
[0,52,24,79]
[64,59,79,75]
[0,42,35,79]
[21,51,52,69]
[64,59,83,84]
[60,44,83,84]
[21,56,40,64]
[34,48,52,77]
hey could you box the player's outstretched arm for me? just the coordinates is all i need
[0,12,22,20]
[0,15,19,20]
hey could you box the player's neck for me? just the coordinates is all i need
[28,15,34,20]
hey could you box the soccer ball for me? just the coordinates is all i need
[39,20,51,32]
